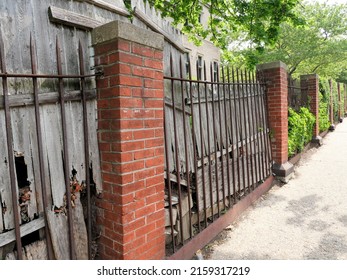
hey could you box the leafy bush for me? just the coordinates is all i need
[318,93,330,132]
[288,107,316,157]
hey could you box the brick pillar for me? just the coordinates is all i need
[328,79,335,131]
[337,83,343,122]
[300,74,322,144]
[257,61,293,182]
[91,21,165,260]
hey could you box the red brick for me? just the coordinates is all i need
[144,99,164,108]
[113,160,144,173]
[116,52,143,66]
[133,168,156,181]
[133,129,155,140]
[132,43,154,58]
[145,156,164,168]
[154,50,163,60]
[110,75,143,87]
[132,66,156,78]
[94,41,117,56]
[112,140,145,152]
[144,58,163,70]
[133,109,155,119]
[145,138,164,148]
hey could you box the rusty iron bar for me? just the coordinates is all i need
[221,67,232,206]
[240,71,251,195]
[258,72,273,176]
[243,69,255,192]
[163,106,176,252]
[0,73,99,78]
[187,57,201,232]
[236,69,247,198]
[210,63,221,217]
[203,62,214,222]
[226,68,237,205]
[216,65,226,209]
[258,71,267,179]
[56,37,76,260]
[196,59,208,227]
[259,75,268,179]
[78,41,92,259]
[29,34,54,260]
[169,54,185,245]
[256,70,265,181]
[248,72,260,190]
[231,67,241,200]
[179,56,193,238]
[0,29,23,260]
[252,72,263,185]
[163,75,263,86]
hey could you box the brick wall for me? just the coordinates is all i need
[92,21,165,260]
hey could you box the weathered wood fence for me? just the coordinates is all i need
[164,55,272,254]
[0,34,101,260]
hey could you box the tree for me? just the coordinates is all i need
[233,2,347,78]
[146,0,302,50]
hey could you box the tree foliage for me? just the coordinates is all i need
[146,0,302,50]
[233,2,347,77]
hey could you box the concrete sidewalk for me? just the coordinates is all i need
[204,120,347,260]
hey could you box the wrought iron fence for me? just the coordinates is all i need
[163,54,272,255]
[0,33,100,260]
[288,75,308,111]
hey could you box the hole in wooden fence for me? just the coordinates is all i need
[15,154,32,224]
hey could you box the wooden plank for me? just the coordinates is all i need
[133,7,186,53]
[0,89,96,109]
[0,110,15,231]
[5,240,48,260]
[48,6,102,30]
[47,208,69,259]
[0,216,45,247]
[72,192,88,260]
[47,192,88,259]
[66,102,86,182]
[87,100,102,193]
[41,104,65,208]
[11,107,39,222]
[74,0,130,16]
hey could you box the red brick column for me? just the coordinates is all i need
[91,21,165,260]
[328,79,335,130]
[300,74,322,144]
[337,83,343,122]
[257,61,293,182]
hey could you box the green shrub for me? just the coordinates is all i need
[288,107,316,157]
[318,93,330,132]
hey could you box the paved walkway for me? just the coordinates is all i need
[205,120,347,260]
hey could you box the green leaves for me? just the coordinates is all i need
[236,2,347,76]
[288,107,316,157]
[146,0,301,50]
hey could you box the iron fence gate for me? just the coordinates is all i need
[0,33,101,259]
[163,54,273,255]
